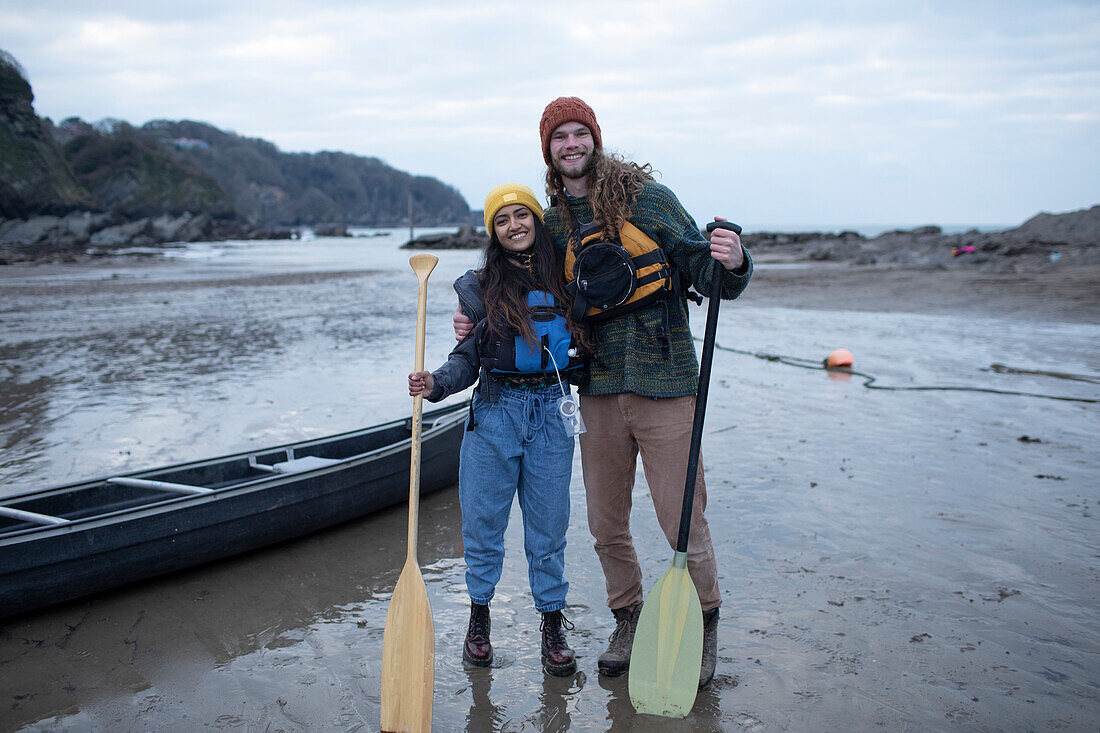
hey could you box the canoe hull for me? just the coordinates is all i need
[0,402,467,619]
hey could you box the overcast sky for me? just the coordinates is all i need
[2,0,1097,229]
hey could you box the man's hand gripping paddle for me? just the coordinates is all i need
[381,254,438,733]
[628,222,741,717]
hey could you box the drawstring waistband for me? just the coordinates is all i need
[522,390,546,443]
[468,384,563,437]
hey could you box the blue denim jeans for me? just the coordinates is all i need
[458,384,574,613]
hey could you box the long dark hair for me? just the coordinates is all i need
[481,213,589,348]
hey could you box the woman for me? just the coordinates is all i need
[408,183,587,677]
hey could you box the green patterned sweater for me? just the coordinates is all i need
[544,180,753,398]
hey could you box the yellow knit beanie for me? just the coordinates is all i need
[483,183,543,233]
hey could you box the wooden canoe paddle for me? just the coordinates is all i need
[381,253,438,733]
[628,222,741,717]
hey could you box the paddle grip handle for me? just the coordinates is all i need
[675,221,741,553]
[705,221,743,236]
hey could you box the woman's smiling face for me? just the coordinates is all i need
[493,204,536,252]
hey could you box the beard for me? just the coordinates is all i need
[555,147,599,181]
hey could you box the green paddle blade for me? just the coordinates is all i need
[628,552,703,717]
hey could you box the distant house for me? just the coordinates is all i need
[171,138,210,150]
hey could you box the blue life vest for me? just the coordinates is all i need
[479,290,584,376]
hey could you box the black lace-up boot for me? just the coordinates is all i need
[463,601,493,667]
[540,609,577,676]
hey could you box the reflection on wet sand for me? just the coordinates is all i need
[462,667,504,732]
[532,673,578,733]
[0,369,53,453]
[457,656,588,732]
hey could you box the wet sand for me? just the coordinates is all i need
[1,253,1097,731]
[743,261,1100,324]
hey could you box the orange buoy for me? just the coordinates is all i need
[825,348,854,368]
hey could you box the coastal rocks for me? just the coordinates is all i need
[90,218,156,247]
[805,238,865,262]
[401,225,487,250]
[150,212,212,242]
[743,206,1099,271]
[860,228,958,266]
[740,230,869,263]
[313,225,350,237]
[0,212,113,249]
[0,210,290,264]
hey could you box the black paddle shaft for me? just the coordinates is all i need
[675,221,742,553]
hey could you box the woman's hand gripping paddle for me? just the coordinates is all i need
[381,253,439,733]
[628,222,741,717]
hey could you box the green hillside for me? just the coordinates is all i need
[0,48,473,227]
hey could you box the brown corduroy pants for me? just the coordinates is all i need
[578,393,722,612]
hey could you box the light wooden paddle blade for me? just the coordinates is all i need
[628,552,703,718]
[381,559,435,732]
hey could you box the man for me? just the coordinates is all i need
[457,97,751,688]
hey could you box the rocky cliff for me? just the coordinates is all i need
[0,48,474,259]
[0,51,94,217]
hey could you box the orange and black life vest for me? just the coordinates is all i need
[563,216,678,323]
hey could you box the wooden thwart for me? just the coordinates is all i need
[0,506,70,526]
[107,477,213,495]
[249,451,342,475]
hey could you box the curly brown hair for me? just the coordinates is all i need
[545,147,655,250]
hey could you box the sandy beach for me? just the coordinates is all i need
[0,241,1097,732]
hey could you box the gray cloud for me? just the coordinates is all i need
[2,0,1097,228]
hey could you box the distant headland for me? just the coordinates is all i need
[0,49,477,262]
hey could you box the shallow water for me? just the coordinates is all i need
[0,234,1097,731]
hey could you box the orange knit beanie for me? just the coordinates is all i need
[539,97,602,165]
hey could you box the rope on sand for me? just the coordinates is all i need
[705,340,1100,404]
[988,363,1100,385]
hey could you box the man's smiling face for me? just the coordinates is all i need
[549,121,596,180]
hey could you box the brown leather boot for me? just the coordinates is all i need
[597,603,641,676]
[698,607,720,689]
[540,609,577,676]
[463,601,492,667]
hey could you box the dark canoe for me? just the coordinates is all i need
[0,401,468,619]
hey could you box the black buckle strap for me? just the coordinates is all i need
[631,248,666,268]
